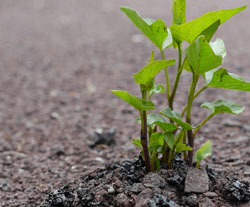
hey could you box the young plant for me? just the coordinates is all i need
[111,0,248,172]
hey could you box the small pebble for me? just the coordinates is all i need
[107,185,115,194]
[50,112,61,120]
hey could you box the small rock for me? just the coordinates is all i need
[50,112,61,120]
[226,136,248,145]
[204,192,218,198]
[121,142,136,152]
[25,121,33,129]
[87,128,116,148]
[246,160,250,166]
[148,194,180,207]
[222,119,242,128]
[116,193,132,207]
[143,172,166,188]
[135,188,153,207]
[25,186,35,193]
[185,168,209,193]
[199,197,216,207]
[40,185,75,207]
[182,194,198,207]
[0,179,10,191]
[221,176,250,202]
[107,185,115,194]
[243,125,250,132]
[244,172,250,176]
[129,183,145,194]
[49,90,59,97]
[95,157,105,163]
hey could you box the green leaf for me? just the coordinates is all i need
[172,0,186,25]
[146,113,166,125]
[201,100,244,114]
[134,60,176,84]
[209,38,226,59]
[194,141,212,163]
[160,107,193,130]
[136,113,178,132]
[120,7,169,50]
[111,90,155,111]
[149,132,164,152]
[164,132,175,150]
[132,138,142,151]
[183,37,225,72]
[198,20,220,42]
[170,6,246,43]
[205,68,250,92]
[154,122,178,132]
[136,113,165,127]
[175,143,192,153]
[185,36,222,74]
[149,83,165,97]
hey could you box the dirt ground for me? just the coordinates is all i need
[0,0,249,206]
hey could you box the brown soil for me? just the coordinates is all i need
[0,0,249,206]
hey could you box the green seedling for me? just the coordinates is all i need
[111,0,248,172]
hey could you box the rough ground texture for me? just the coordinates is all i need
[0,0,249,206]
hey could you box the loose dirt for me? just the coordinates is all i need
[0,0,249,206]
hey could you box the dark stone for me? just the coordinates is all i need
[148,194,180,207]
[221,176,250,202]
[182,194,198,207]
[87,128,116,148]
[41,184,75,207]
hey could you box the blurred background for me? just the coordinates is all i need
[0,0,249,206]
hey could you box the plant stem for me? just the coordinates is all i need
[160,50,171,102]
[160,50,170,167]
[140,85,151,172]
[181,85,208,117]
[186,73,199,166]
[183,132,187,161]
[169,43,183,110]
[151,151,157,172]
[170,129,185,167]
[193,113,215,137]
[195,161,200,168]
[140,110,151,172]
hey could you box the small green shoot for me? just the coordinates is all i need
[194,141,212,168]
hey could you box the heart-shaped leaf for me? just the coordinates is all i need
[160,108,193,130]
[201,100,244,114]
[132,138,142,151]
[154,122,178,132]
[149,83,165,97]
[164,132,175,150]
[149,132,164,152]
[205,68,250,91]
[134,60,176,84]
[175,143,192,153]
[136,113,178,132]
[194,141,212,164]
[146,113,166,125]
[111,90,155,111]
[121,7,170,50]
[185,36,222,74]
[170,6,246,43]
